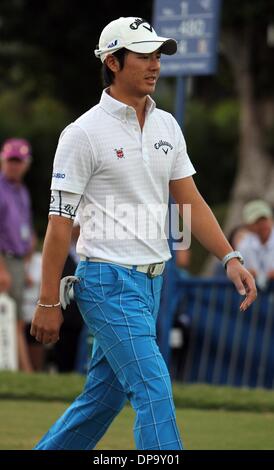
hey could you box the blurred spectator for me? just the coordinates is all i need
[213,225,248,278]
[170,246,192,379]
[23,248,45,371]
[238,199,274,289]
[0,138,34,372]
[157,241,191,372]
[228,225,249,250]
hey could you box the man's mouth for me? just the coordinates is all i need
[145,76,157,84]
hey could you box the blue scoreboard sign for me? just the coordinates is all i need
[153,0,222,76]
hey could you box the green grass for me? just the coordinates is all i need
[0,372,85,403]
[1,372,274,413]
[0,400,274,450]
[1,373,274,450]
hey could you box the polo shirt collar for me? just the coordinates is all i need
[99,88,156,121]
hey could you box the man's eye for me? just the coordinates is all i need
[137,54,161,60]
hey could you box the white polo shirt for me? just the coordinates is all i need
[50,89,195,264]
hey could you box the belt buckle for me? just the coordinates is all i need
[147,263,164,278]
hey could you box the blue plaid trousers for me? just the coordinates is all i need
[35,261,183,450]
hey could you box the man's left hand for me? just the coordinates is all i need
[226,258,257,312]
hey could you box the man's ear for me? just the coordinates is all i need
[105,54,121,73]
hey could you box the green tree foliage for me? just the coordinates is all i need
[0,0,153,113]
[0,88,71,232]
[185,99,239,205]
[222,0,274,97]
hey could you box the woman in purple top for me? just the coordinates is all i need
[0,138,34,372]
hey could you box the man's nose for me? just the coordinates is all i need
[148,56,160,70]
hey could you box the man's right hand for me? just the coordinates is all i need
[0,267,12,293]
[30,305,64,344]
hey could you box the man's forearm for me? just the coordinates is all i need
[170,177,232,260]
[39,216,74,303]
[188,196,232,260]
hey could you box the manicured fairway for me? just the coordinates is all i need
[0,399,273,450]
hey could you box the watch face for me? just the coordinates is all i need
[235,251,244,264]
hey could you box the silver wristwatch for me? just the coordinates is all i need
[222,251,244,270]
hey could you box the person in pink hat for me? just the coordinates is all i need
[0,137,34,372]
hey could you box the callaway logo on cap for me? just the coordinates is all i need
[94,16,177,62]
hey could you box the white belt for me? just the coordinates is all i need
[79,256,165,278]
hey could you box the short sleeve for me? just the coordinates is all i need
[170,119,196,181]
[50,124,94,195]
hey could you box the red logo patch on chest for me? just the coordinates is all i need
[114,148,125,159]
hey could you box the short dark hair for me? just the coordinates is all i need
[102,48,128,87]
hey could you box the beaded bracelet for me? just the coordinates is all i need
[37,301,61,308]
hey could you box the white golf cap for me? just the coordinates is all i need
[94,17,177,63]
[242,199,273,224]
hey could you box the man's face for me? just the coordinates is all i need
[1,157,30,182]
[114,50,161,97]
[249,217,273,243]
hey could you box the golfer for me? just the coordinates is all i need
[31,17,257,450]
